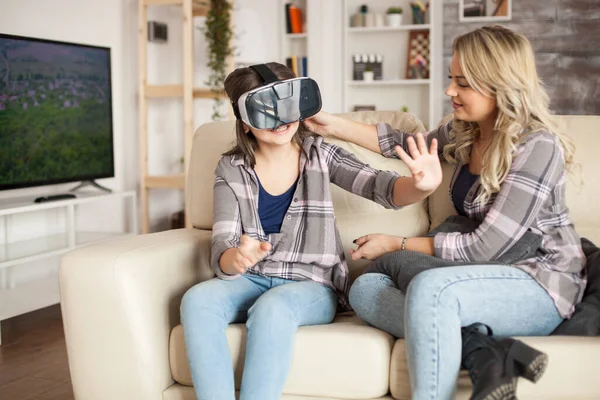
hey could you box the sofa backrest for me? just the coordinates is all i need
[188,112,600,279]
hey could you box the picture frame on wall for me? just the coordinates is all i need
[459,0,511,22]
[405,30,430,80]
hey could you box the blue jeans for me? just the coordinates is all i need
[349,265,563,400]
[180,273,337,400]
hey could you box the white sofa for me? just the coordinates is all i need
[60,111,600,400]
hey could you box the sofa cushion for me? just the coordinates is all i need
[169,314,395,399]
[389,336,600,400]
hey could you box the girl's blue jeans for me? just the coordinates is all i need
[181,273,337,400]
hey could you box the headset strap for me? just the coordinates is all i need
[249,64,280,84]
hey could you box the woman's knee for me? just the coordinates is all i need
[405,268,459,314]
[350,273,397,315]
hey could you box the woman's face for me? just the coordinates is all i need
[445,54,497,124]
[245,121,300,147]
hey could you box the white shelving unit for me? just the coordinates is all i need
[0,191,137,344]
[342,0,442,129]
[279,0,308,76]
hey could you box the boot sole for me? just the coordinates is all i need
[473,378,518,400]
[523,352,548,382]
[509,339,549,382]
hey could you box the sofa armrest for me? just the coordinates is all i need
[59,228,214,400]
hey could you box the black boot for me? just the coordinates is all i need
[461,323,518,400]
[500,337,548,383]
[461,323,550,400]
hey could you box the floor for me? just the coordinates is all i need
[0,305,74,400]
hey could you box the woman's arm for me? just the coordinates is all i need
[304,111,452,158]
[349,234,434,260]
[304,112,381,152]
[321,138,441,208]
[349,135,564,261]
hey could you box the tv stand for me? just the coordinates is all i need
[69,180,112,193]
[0,191,137,345]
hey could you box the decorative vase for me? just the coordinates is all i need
[363,70,374,82]
[386,13,402,27]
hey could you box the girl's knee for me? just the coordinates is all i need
[247,291,295,324]
[181,281,225,316]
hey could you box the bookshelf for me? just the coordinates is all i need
[280,0,309,77]
[342,0,442,129]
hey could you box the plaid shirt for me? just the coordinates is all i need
[377,121,587,318]
[211,135,401,309]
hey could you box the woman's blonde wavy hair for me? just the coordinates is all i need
[443,25,575,204]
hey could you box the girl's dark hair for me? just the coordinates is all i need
[223,62,310,167]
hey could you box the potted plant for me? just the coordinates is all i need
[386,6,403,27]
[363,65,374,82]
[204,0,235,121]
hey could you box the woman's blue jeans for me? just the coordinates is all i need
[349,265,563,400]
[181,273,337,400]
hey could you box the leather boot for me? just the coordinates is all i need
[500,337,548,383]
[461,323,518,400]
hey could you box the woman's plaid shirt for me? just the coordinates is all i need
[377,121,586,318]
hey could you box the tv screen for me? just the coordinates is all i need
[0,33,114,191]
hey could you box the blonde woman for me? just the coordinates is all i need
[305,25,586,400]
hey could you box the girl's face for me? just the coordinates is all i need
[445,54,497,124]
[245,121,300,147]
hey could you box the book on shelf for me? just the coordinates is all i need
[285,3,304,34]
[285,56,308,77]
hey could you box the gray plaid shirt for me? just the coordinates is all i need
[211,135,401,308]
[378,121,587,318]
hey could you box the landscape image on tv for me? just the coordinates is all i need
[0,34,114,190]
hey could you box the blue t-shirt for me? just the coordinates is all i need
[257,174,298,235]
[452,164,479,216]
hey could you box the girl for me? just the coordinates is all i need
[305,26,586,400]
[180,62,443,400]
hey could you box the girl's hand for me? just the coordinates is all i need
[395,133,442,193]
[303,111,340,137]
[225,235,272,275]
[350,234,403,261]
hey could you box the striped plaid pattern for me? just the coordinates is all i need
[211,135,401,309]
[377,121,586,318]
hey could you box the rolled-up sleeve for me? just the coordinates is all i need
[434,133,562,262]
[211,174,242,279]
[320,141,401,210]
[376,120,453,159]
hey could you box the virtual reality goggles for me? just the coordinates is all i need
[231,64,322,130]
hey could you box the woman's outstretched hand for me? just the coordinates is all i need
[303,111,339,137]
[396,133,442,193]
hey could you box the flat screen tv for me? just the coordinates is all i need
[0,33,114,191]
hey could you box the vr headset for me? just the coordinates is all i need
[231,64,322,130]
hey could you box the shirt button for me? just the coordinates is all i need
[287,215,292,220]
[293,198,298,202]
